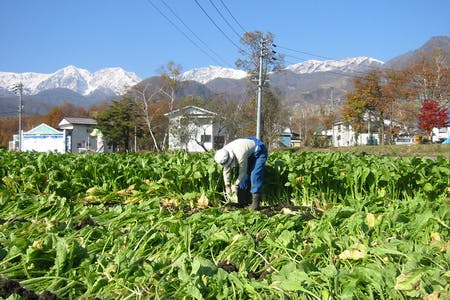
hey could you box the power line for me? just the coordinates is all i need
[193,0,243,52]
[0,111,19,116]
[217,0,247,34]
[146,0,226,67]
[159,0,231,67]
[208,0,242,40]
[277,45,335,61]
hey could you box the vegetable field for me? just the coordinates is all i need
[0,149,449,299]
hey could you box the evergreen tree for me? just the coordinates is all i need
[96,96,140,152]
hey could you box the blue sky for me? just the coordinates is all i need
[1,0,449,79]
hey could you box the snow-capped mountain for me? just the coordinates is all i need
[0,57,382,96]
[283,56,384,75]
[1,36,446,117]
[0,58,384,115]
[179,57,384,84]
[178,65,248,84]
[0,65,141,97]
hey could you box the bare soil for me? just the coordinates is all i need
[0,278,57,300]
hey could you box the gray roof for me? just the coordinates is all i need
[164,105,217,118]
[60,117,97,125]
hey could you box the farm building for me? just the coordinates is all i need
[21,123,65,153]
[279,128,301,148]
[164,105,226,152]
[58,117,109,153]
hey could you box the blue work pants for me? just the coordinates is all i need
[239,143,268,194]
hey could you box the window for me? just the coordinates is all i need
[201,135,211,143]
[214,136,225,148]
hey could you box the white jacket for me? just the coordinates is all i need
[221,138,256,187]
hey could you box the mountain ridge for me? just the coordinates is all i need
[0,65,141,97]
[1,35,448,116]
[385,35,450,69]
[176,56,384,84]
[0,56,383,96]
[0,56,385,114]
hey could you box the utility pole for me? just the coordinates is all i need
[134,126,137,152]
[256,38,266,140]
[14,83,24,151]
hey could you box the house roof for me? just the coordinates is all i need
[58,117,97,128]
[281,128,300,136]
[24,123,63,135]
[164,105,218,119]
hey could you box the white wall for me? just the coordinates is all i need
[331,123,379,147]
[432,126,450,143]
[187,122,214,152]
[168,118,215,152]
[22,135,65,153]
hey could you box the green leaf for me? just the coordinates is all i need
[423,182,433,192]
[183,191,199,201]
[12,236,29,250]
[54,237,68,275]
[276,230,294,247]
[395,269,423,291]
[90,277,108,294]
[338,243,367,260]
[211,230,231,242]
[320,264,337,278]
[272,262,313,291]
[366,212,376,228]
[191,256,217,276]
[188,284,203,299]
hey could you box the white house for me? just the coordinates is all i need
[328,119,450,146]
[58,117,107,153]
[164,105,226,152]
[431,127,449,143]
[431,112,450,143]
[327,121,379,147]
[21,123,65,153]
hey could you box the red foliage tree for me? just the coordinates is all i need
[418,99,449,135]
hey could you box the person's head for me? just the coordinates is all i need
[214,148,233,167]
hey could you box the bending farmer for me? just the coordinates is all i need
[214,136,268,210]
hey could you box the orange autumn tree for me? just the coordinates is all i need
[342,70,389,145]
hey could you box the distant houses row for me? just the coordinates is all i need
[324,118,450,146]
[8,106,450,153]
[9,117,109,153]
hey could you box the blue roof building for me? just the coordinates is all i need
[22,123,65,153]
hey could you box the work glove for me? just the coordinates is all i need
[225,184,232,195]
[224,184,238,204]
